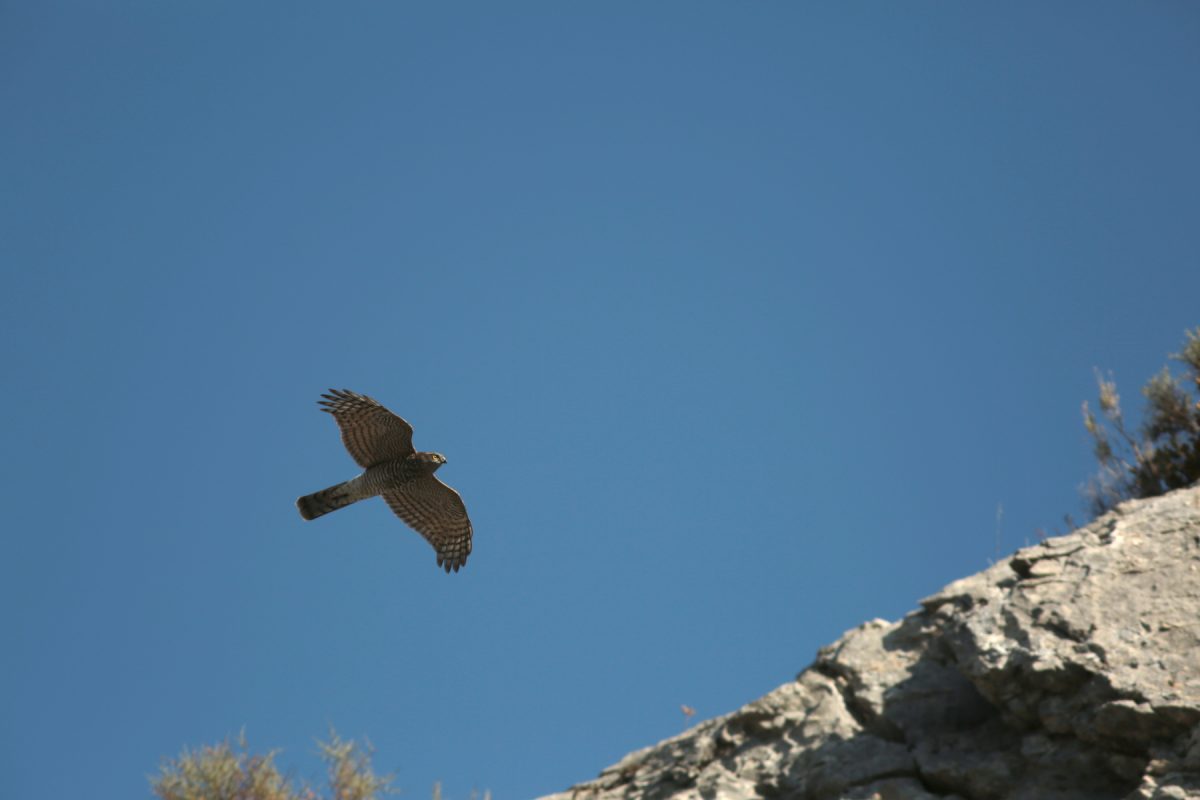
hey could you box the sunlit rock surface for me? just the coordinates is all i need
[543,485,1200,800]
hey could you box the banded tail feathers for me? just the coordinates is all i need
[296,482,358,520]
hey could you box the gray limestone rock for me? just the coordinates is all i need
[542,485,1200,800]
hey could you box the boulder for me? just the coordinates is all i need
[543,485,1200,800]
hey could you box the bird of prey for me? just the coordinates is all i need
[296,389,473,573]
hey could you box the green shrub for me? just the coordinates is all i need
[1083,327,1200,517]
[151,732,393,800]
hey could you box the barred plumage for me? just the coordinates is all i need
[317,389,414,467]
[296,481,356,520]
[297,389,474,573]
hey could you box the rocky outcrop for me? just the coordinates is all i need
[544,485,1200,800]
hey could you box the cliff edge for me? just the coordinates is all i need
[543,485,1200,800]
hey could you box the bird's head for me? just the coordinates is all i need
[414,451,448,472]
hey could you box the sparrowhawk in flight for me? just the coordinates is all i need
[296,389,473,573]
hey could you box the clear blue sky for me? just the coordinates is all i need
[2,4,1198,798]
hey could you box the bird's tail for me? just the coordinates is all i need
[297,481,359,520]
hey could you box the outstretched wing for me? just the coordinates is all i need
[318,389,414,468]
[382,476,473,573]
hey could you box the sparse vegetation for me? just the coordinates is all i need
[1083,327,1200,517]
[151,732,394,800]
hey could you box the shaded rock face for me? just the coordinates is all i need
[544,485,1200,800]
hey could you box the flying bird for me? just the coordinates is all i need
[296,389,473,573]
